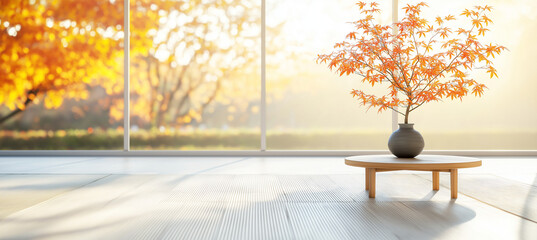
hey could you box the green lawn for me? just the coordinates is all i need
[0,129,535,150]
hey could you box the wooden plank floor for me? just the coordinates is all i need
[0,157,536,239]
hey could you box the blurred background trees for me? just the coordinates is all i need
[129,0,262,129]
[0,0,265,130]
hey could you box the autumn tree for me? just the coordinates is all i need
[0,0,124,125]
[318,2,506,124]
[127,0,262,128]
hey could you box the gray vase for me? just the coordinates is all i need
[388,123,424,158]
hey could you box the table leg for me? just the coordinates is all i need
[365,168,370,190]
[433,171,440,190]
[369,168,376,198]
[450,169,458,199]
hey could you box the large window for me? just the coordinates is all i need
[401,0,537,150]
[1,0,535,151]
[266,0,392,150]
[129,0,261,150]
[0,0,124,150]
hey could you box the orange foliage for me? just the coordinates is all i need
[0,0,124,123]
[318,2,506,124]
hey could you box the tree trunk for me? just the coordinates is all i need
[0,89,38,126]
[0,108,23,125]
[156,106,165,127]
[404,105,411,124]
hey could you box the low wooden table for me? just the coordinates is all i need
[345,155,482,199]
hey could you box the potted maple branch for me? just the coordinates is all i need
[318,1,506,158]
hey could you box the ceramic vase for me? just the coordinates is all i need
[388,123,424,158]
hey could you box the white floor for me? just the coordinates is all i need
[0,156,536,239]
